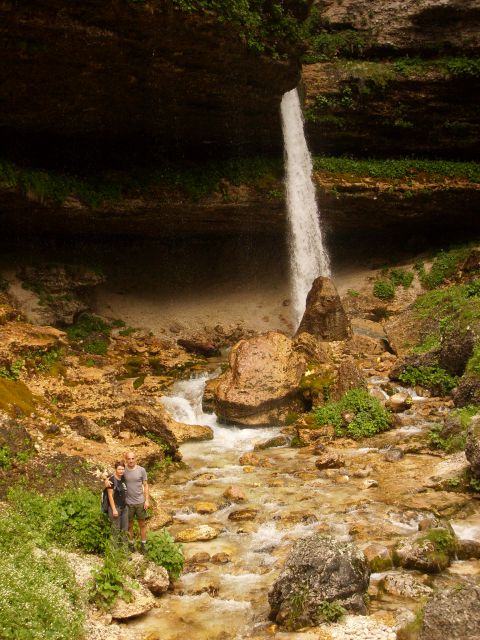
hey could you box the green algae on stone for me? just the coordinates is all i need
[0,379,36,416]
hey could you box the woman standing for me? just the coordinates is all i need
[106,461,129,538]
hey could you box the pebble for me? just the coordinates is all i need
[324,615,396,640]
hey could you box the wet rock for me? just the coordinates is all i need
[69,415,106,443]
[120,403,213,458]
[239,452,260,466]
[142,564,170,596]
[315,452,345,470]
[383,447,405,462]
[214,331,307,427]
[254,435,289,450]
[175,525,220,543]
[295,277,351,341]
[457,539,480,560]
[394,526,457,573]
[228,508,258,521]
[194,472,217,486]
[380,572,432,599]
[188,552,210,564]
[177,338,220,358]
[385,392,412,413]
[110,582,155,620]
[362,479,378,489]
[420,583,480,640]
[202,377,220,413]
[363,543,393,573]
[211,552,230,564]
[465,415,480,478]
[223,487,246,502]
[194,501,218,515]
[268,533,370,630]
[293,332,333,364]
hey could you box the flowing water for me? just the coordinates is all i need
[280,88,330,329]
[128,373,480,640]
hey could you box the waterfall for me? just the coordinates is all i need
[280,88,331,329]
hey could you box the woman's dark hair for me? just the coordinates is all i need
[114,460,125,469]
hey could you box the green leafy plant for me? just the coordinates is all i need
[89,540,130,608]
[315,600,347,623]
[420,247,470,289]
[146,528,184,579]
[313,388,392,439]
[398,366,458,395]
[50,489,111,553]
[373,279,395,301]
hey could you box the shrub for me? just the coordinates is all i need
[420,247,470,289]
[398,366,458,395]
[373,279,395,301]
[313,388,392,439]
[315,600,347,623]
[50,488,111,553]
[389,268,414,289]
[146,528,184,579]
[89,540,130,609]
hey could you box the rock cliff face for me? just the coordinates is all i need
[0,0,302,166]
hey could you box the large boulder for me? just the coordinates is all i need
[214,331,307,426]
[453,375,480,408]
[465,415,480,479]
[420,583,480,640]
[119,403,213,459]
[295,277,351,341]
[268,533,370,630]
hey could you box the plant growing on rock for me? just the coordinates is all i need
[313,388,392,439]
[89,540,131,609]
[399,366,458,396]
[373,279,395,301]
[314,600,347,623]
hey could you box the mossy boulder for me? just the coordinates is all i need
[394,526,457,573]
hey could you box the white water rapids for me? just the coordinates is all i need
[280,88,331,329]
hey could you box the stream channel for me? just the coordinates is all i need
[128,369,480,640]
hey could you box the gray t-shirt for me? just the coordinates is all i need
[124,465,147,505]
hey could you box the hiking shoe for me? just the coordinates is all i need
[128,542,135,553]
[140,542,146,555]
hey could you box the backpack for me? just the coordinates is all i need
[101,475,117,514]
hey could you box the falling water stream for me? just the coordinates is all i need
[127,373,480,640]
[280,88,331,329]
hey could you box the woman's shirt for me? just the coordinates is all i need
[109,475,127,509]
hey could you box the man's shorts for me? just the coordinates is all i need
[128,503,147,521]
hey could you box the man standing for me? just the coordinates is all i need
[123,451,150,554]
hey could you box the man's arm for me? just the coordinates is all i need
[143,480,150,510]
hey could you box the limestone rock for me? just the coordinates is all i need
[119,403,213,459]
[223,486,246,502]
[202,377,220,413]
[253,435,289,450]
[0,322,66,363]
[394,526,457,573]
[465,415,480,478]
[239,452,260,466]
[420,583,480,640]
[385,392,412,413]
[214,331,307,427]
[295,277,351,341]
[315,452,345,470]
[142,564,170,596]
[268,533,370,630]
[211,552,230,564]
[194,501,218,515]
[228,508,258,521]
[109,582,155,620]
[380,572,432,599]
[177,338,220,357]
[175,525,220,543]
[293,332,333,364]
[457,538,480,560]
[453,375,480,408]
[363,543,393,573]
[69,415,106,443]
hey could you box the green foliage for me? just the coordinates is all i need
[389,268,414,288]
[315,600,347,623]
[0,504,84,640]
[89,540,130,608]
[0,358,25,380]
[373,279,395,301]
[467,344,480,376]
[303,29,373,63]
[428,423,466,453]
[397,606,425,640]
[286,585,309,629]
[0,445,11,468]
[50,489,111,553]
[313,157,480,183]
[313,388,392,439]
[420,247,470,289]
[146,528,184,579]
[399,366,458,395]
[169,0,304,57]
[66,314,112,356]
